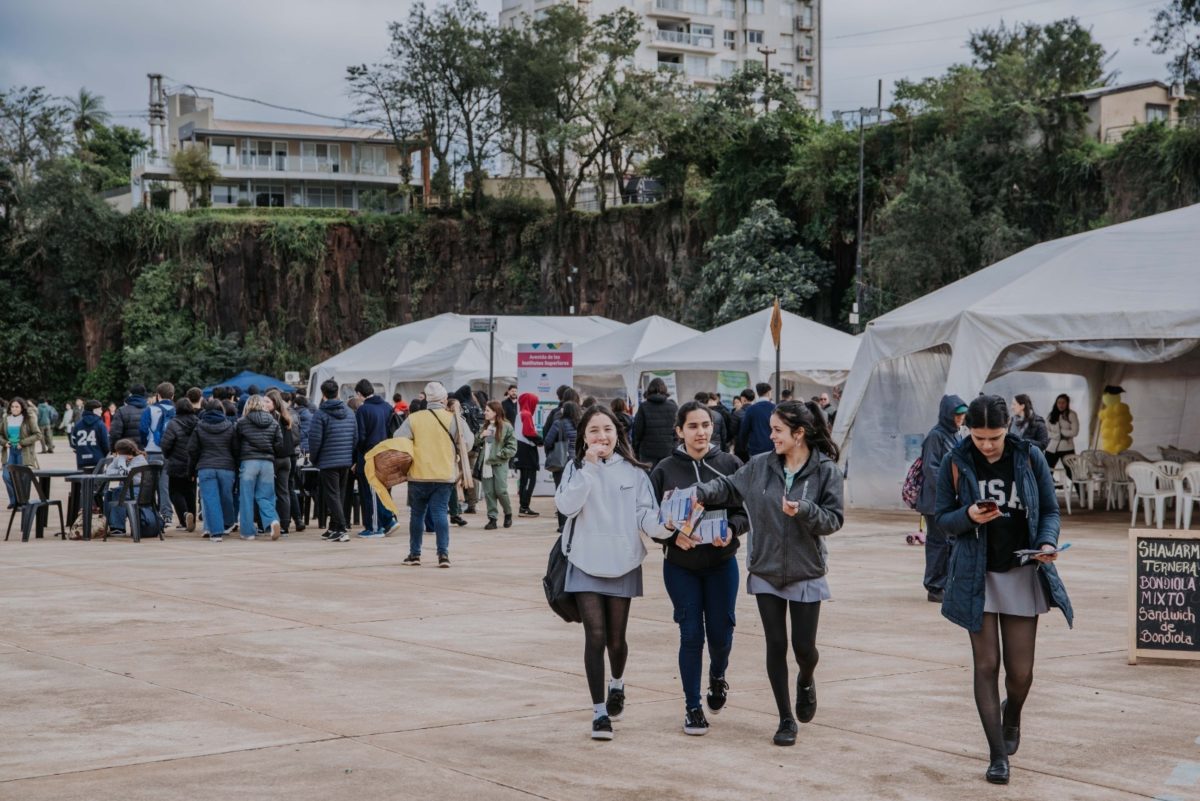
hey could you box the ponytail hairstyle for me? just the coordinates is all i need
[1047,393,1070,426]
[573,405,648,470]
[773,400,840,461]
[965,394,1010,430]
[1013,393,1035,420]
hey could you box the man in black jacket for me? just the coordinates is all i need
[109,384,147,446]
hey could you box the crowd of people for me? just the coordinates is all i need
[3,375,1070,786]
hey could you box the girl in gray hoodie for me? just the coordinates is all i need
[556,405,671,741]
[694,400,844,747]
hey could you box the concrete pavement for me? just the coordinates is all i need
[1,447,1198,800]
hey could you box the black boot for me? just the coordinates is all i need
[503,514,513,528]
[484,518,498,530]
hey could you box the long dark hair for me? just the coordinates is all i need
[965,394,1010,429]
[773,400,840,461]
[7,396,29,418]
[485,400,510,435]
[1047,393,1070,425]
[574,405,648,470]
[560,401,582,427]
[1012,393,1035,419]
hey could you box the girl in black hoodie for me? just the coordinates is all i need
[160,397,199,532]
[649,401,748,738]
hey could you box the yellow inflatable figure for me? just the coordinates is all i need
[1098,385,1133,454]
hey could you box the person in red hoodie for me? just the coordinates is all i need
[515,392,542,517]
[392,393,409,415]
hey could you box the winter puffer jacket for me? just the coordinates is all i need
[650,445,748,571]
[695,449,844,588]
[109,394,147,445]
[308,399,356,469]
[236,410,284,462]
[632,393,678,466]
[188,410,239,473]
[160,411,199,478]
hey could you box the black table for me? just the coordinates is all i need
[31,468,79,539]
[64,474,124,541]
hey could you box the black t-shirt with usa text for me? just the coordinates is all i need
[972,447,1028,573]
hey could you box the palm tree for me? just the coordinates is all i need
[67,88,111,153]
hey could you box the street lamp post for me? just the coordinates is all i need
[833,81,883,334]
[757,46,777,113]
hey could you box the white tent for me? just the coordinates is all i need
[833,202,1200,509]
[573,316,700,401]
[634,307,860,402]
[308,313,625,398]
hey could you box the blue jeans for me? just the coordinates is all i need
[198,468,236,534]
[408,481,452,556]
[662,556,740,710]
[146,453,172,523]
[356,457,396,532]
[3,448,23,506]
[239,460,278,535]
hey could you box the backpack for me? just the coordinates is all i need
[149,404,173,447]
[138,505,165,540]
[386,410,405,437]
[901,456,924,510]
[462,403,484,436]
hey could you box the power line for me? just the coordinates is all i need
[161,74,365,127]
[832,0,1060,40]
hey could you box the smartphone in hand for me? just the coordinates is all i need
[977,500,999,513]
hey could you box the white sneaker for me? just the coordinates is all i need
[385,522,402,537]
[210,536,223,543]
[270,521,281,541]
[334,531,350,543]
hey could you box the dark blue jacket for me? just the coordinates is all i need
[737,399,776,457]
[308,398,356,469]
[294,402,314,453]
[139,399,176,452]
[916,394,965,515]
[355,394,392,461]
[935,435,1073,632]
[69,412,110,470]
[109,394,146,444]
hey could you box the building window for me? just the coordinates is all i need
[1146,103,1170,123]
[253,183,284,207]
[724,30,736,49]
[686,54,709,76]
[209,139,236,166]
[780,0,795,16]
[720,59,737,77]
[746,29,763,44]
[211,184,238,205]
[721,0,735,17]
[747,0,764,14]
[341,188,355,208]
[306,185,337,208]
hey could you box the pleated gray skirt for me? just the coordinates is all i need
[984,564,1049,617]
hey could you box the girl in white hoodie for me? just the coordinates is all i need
[556,405,670,741]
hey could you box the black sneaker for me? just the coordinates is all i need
[605,686,625,721]
[438,554,450,568]
[333,531,350,543]
[591,715,614,741]
[484,518,498,530]
[684,707,709,736]
[503,514,513,528]
[707,675,729,715]
[321,529,337,540]
[773,717,798,746]
[450,515,468,527]
[518,508,540,518]
[795,679,817,723]
[402,554,421,566]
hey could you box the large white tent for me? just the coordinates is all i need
[634,307,860,402]
[573,316,700,401]
[308,313,625,398]
[833,202,1200,509]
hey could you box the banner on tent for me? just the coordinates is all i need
[519,343,573,496]
[716,371,749,407]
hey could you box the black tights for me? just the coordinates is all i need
[755,595,821,720]
[577,592,632,704]
[969,613,1038,758]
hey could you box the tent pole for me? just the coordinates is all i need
[488,326,495,400]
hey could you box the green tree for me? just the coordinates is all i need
[83,123,149,190]
[170,146,221,208]
[695,199,832,327]
[498,5,643,213]
[66,87,110,155]
[347,61,419,195]
[1142,0,1200,85]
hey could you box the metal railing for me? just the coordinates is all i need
[654,0,708,13]
[653,29,715,48]
[131,151,392,178]
[657,61,685,73]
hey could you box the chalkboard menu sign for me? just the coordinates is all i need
[1129,530,1200,664]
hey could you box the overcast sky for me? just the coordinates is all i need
[0,0,1173,131]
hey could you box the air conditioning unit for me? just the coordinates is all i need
[1171,82,1187,100]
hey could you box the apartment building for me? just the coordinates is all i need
[129,93,430,211]
[499,0,822,112]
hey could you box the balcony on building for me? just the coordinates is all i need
[648,0,709,19]
[651,22,718,51]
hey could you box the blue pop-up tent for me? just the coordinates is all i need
[202,370,295,397]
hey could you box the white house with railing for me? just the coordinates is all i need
[128,93,431,211]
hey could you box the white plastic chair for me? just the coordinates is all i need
[1153,461,1184,527]
[1052,464,1072,515]
[1063,453,1102,510]
[1127,462,1174,529]
[1103,452,1136,510]
[1180,466,1200,530]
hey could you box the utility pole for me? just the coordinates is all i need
[757,46,777,113]
[834,79,883,334]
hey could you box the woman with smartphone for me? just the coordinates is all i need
[555,405,670,741]
[935,394,1073,786]
[692,401,843,747]
[650,401,749,737]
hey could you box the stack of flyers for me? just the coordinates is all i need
[660,487,697,527]
[693,516,729,545]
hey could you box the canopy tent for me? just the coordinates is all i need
[833,202,1200,509]
[634,307,860,402]
[573,316,700,401]
[203,370,295,397]
[307,313,626,399]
